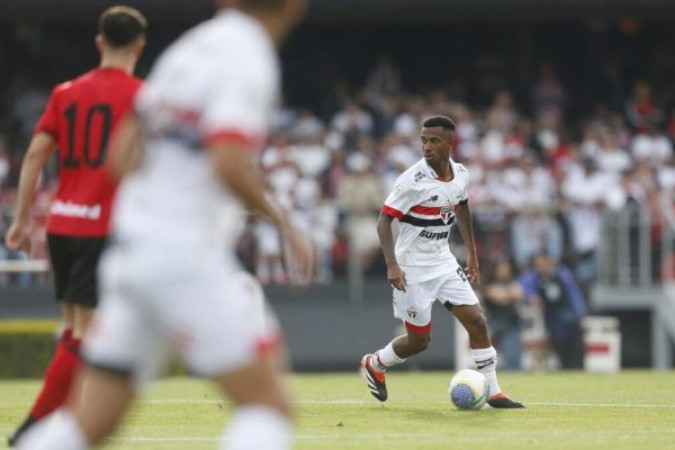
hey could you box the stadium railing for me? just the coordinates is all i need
[594,198,675,368]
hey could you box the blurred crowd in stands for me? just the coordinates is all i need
[1,56,675,296]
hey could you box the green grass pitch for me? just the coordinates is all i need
[1,370,674,449]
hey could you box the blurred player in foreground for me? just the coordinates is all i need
[17,0,310,449]
[6,6,146,446]
[360,115,524,408]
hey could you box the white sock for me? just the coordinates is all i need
[471,346,501,396]
[373,340,406,371]
[221,405,292,450]
[16,409,89,450]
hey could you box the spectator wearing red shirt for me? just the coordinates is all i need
[625,81,665,133]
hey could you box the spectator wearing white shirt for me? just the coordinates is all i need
[337,152,383,276]
[631,125,673,166]
[331,101,374,143]
[561,158,623,291]
[593,131,632,174]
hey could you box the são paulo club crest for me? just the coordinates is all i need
[440,203,454,224]
[406,306,417,319]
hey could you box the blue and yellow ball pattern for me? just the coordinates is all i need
[448,369,488,410]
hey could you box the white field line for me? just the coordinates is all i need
[136,398,675,409]
[2,398,674,408]
[113,429,675,443]
[528,401,675,408]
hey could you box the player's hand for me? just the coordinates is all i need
[5,220,31,253]
[283,226,314,286]
[387,262,407,292]
[465,254,480,284]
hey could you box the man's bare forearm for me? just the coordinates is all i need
[455,203,477,258]
[13,133,55,223]
[377,213,398,266]
[211,144,288,232]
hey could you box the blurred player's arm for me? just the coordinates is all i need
[377,212,407,292]
[211,144,286,229]
[108,114,143,181]
[5,132,56,251]
[454,200,480,283]
[210,142,312,281]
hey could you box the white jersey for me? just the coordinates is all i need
[112,10,279,251]
[86,10,283,387]
[382,158,470,283]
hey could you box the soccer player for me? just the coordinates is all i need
[360,115,525,408]
[16,1,310,449]
[6,6,146,446]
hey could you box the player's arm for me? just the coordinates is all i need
[454,200,480,283]
[377,211,407,292]
[210,143,312,282]
[108,114,143,181]
[5,132,56,251]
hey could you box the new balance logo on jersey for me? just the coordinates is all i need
[418,230,449,240]
[414,171,427,182]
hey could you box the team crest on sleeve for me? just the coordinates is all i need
[393,185,405,198]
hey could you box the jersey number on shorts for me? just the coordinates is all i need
[63,102,112,169]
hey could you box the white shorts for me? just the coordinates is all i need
[83,242,281,390]
[392,268,479,333]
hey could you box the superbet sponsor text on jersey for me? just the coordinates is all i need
[112,10,279,248]
[36,68,143,237]
[381,158,470,283]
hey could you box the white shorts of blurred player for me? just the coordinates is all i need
[392,270,479,332]
[84,243,281,389]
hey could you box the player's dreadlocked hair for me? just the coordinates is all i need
[422,115,457,134]
[99,6,147,48]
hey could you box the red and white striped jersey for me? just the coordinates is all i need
[382,158,469,283]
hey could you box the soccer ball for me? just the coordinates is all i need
[447,369,488,410]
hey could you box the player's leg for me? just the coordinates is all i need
[8,235,81,446]
[72,366,135,444]
[24,237,106,421]
[452,304,524,408]
[8,304,77,446]
[167,262,292,450]
[61,303,76,334]
[214,352,293,450]
[72,306,95,339]
[16,367,136,450]
[361,282,434,402]
[15,257,154,449]
[29,303,82,414]
[440,268,524,408]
